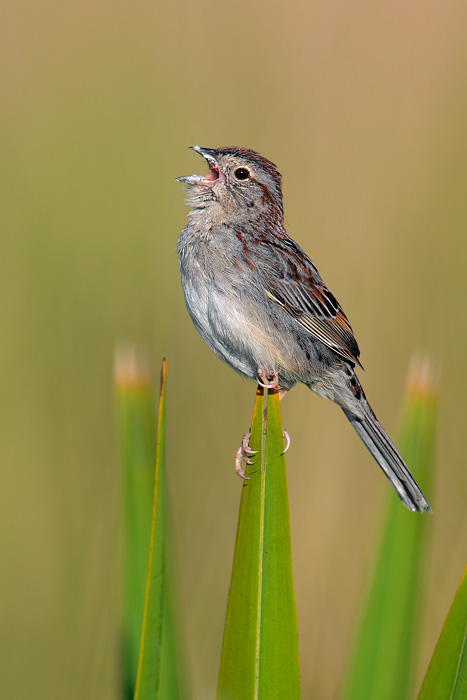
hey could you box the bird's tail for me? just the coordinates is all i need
[342,403,432,513]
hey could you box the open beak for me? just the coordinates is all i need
[176,145,221,187]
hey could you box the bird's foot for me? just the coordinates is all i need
[235,431,257,479]
[235,427,291,478]
[257,368,280,389]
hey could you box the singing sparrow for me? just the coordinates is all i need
[176,146,431,513]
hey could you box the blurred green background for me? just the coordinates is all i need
[2,1,467,698]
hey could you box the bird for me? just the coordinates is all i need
[176,145,431,513]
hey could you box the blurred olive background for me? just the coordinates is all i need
[2,1,467,698]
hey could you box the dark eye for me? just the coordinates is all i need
[234,167,250,180]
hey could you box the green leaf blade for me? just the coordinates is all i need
[417,565,467,700]
[259,389,300,700]
[217,387,300,700]
[133,359,167,700]
[115,353,156,698]
[217,387,265,698]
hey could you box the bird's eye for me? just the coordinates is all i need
[234,167,250,180]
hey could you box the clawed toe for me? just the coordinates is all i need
[257,378,278,389]
[235,431,255,479]
[235,446,250,479]
[262,427,290,455]
[235,426,291,478]
[242,432,257,455]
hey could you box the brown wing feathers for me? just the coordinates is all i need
[264,267,362,368]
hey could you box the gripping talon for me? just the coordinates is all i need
[281,429,291,455]
[235,419,289,478]
[242,432,257,455]
[257,368,280,389]
[257,379,273,389]
[235,446,251,479]
[235,431,256,479]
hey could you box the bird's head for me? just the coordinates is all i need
[177,146,284,224]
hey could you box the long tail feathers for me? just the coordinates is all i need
[342,406,432,513]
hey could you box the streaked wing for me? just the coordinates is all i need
[262,239,362,367]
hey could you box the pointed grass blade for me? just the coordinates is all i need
[116,353,184,699]
[133,358,167,700]
[115,349,156,698]
[217,386,264,698]
[259,388,300,699]
[217,387,300,700]
[417,563,467,700]
[339,359,438,700]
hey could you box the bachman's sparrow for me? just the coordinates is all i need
[176,146,431,514]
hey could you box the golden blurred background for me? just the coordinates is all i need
[2,0,467,698]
